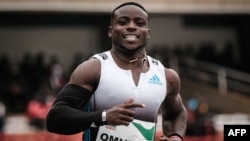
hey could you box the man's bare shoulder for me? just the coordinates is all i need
[164,68,181,96]
[74,58,101,75]
[165,68,180,82]
[69,58,101,91]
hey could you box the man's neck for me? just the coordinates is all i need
[110,48,147,64]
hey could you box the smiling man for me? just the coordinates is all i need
[46,2,187,141]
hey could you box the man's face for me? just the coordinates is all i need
[109,5,150,52]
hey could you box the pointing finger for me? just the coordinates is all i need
[124,103,145,109]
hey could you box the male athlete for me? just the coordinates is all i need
[46,2,187,141]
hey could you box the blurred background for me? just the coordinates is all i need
[0,0,250,141]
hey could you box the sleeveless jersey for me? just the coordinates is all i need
[83,51,167,141]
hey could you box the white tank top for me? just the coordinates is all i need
[89,51,167,122]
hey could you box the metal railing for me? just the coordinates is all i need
[171,55,250,95]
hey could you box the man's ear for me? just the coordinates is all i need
[147,28,151,40]
[108,26,112,38]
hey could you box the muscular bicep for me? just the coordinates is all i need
[166,68,180,96]
[161,68,182,116]
[160,68,187,137]
[68,58,101,92]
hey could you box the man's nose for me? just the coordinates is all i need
[127,22,137,30]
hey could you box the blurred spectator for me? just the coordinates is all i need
[26,54,66,130]
[6,64,30,113]
[47,55,67,93]
[186,95,216,136]
[26,75,55,130]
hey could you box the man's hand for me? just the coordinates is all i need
[106,99,145,126]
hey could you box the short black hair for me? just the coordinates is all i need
[110,2,148,23]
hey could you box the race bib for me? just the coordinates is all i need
[96,119,156,141]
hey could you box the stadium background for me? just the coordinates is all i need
[0,0,250,141]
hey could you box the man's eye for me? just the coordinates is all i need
[137,22,144,26]
[137,22,146,27]
[118,20,127,25]
[136,19,146,26]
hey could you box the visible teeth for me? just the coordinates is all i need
[125,35,137,40]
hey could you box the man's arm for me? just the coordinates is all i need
[160,68,187,141]
[46,58,145,135]
[46,59,102,134]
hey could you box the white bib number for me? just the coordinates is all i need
[96,119,155,141]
